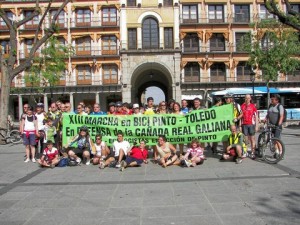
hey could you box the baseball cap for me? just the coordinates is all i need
[133,103,139,108]
[116,101,122,107]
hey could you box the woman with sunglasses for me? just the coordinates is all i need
[92,134,110,166]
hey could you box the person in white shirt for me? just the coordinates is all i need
[91,134,110,167]
[100,131,130,169]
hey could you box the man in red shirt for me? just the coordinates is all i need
[237,94,259,159]
[120,140,148,171]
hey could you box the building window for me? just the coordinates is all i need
[208,5,224,23]
[128,28,137,49]
[24,39,33,57]
[182,5,198,23]
[210,33,225,51]
[164,0,173,7]
[236,62,251,81]
[184,62,200,82]
[164,28,173,49]
[261,33,273,51]
[102,7,117,26]
[290,4,300,14]
[259,5,276,19]
[210,63,226,82]
[235,32,249,52]
[0,40,10,55]
[24,10,39,28]
[76,37,91,55]
[127,0,136,7]
[142,17,159,49]
[0,11,13,28]
[234,5,250,23]
[183,33,199,52]
[102,36,117,55]
[76,9,91,26]
[103,64,118,84]
[50,10,65,28]
[287,68,300,81]
[77,65,92,85]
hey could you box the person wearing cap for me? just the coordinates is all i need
[132,103,141,115]
[115,101,126,115]
[64,125,96,165]
[90,103,107,116]
[144,97,156,115]
[38,140,59,168]
[35,103,46,154]
[20,106,39,163]
[107,102,116,115]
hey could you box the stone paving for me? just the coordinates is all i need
[0,126,299,225]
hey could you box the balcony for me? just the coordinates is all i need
[237,75,250,82]
[73,48,119,57]
[77,78,92,85]
[70,17,119,28]
[233,13,250,23]
[19,50,40,59]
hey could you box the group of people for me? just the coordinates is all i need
[18,93,285,168]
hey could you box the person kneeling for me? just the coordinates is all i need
[120,140,148,171]
[38,140,59,168]
[221,125,247,164]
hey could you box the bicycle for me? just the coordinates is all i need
[256,123,285,164]
[0,127,22,144]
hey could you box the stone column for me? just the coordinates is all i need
[95,92,100,104]
[43,94,48,112]
[137,27,142,49]
[18,95,23,120]
[69,92,74,112]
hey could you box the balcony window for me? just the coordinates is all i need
[210,33,225,51]
[184,62,200,82]
[236,62,251,81]
[24,10,39,29]
[164,28,173,49]
[103,64,118,84]
[235,32,249,52]
[102,36,117,55]
[259,5,276,19]
[0,11,13,28]
[76,37,91,55]
[208,5,224,23]
[50,10,65,28]
[76,9,91,26]
[210,63,226,82]
[77,65,91,85]
[102,7,117,26]
[127,0,136,7]
[128,28,137,50]
[183,33,199,52]
[0,40,10,56]
[234,5,250,23]
[182,5,198,23]
[164,0,173,7]
[142,17,159,49]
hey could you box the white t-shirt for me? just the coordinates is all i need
[35,112,45,130]
[113,140,130,157]
[95,141,107,156]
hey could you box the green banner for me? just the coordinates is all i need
[62,104,233,146]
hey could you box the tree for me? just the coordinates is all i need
[24,36,72,103]
[264,0,300,31]
[0,0,70,142]
[245,19,300,105]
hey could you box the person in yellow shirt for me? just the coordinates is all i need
[144,97,156,115]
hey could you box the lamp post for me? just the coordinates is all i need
[250,70,256,102]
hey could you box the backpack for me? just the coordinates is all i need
[57,157,69,167]
[270,104,287,123]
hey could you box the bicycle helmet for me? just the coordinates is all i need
[79,125,88,132]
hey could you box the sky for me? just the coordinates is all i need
[145,86,165,104]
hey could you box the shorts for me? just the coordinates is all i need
[69,147,90,156]
[23,133,36,146]
[272,125,282,139]
[242,124,255,136]
[125,156,143,165]
[229,148,237,157]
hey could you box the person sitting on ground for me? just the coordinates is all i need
[37,140,60,168]
[221,125,247,164]
[182,139,205,167]
[120,140,148,171]
[100,131,131,169]
[64,125,95,165]
[155,134,180,168]
[91,134,110,166]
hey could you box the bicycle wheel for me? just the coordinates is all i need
[263,138,285,164]
[9,130,22,144]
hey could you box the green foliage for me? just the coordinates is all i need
[24,36,72,92]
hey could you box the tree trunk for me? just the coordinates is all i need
[0,59,12,145]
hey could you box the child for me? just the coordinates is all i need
[182,139,205,167]
[120,140,148,171]
[38,140,59,168]
[91,134,110,166]
[43,118,56,149]
[64,125,95,165]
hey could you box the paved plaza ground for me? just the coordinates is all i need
[0,126,299,225]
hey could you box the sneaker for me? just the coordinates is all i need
[31,158,36,163]
[99,160,105,169]
[50,164,55,169]
[24,158,30,163]
[115,161,121,168]
[184,159,192,167]
[76,158,82,164]
[86,160,90,166]
[120,160,127,171]
[236,157,243,164]
[250,153,256,160]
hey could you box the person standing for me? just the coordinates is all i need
[238,94,259,159]
[144,97,156,115]
[90,103,106,115]
[181,99,189,115]
[35,103,46,154]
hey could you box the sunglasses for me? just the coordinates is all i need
[96,138,101,140]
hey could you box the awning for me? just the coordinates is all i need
[182,95,202,100]
[210,87,300,96]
